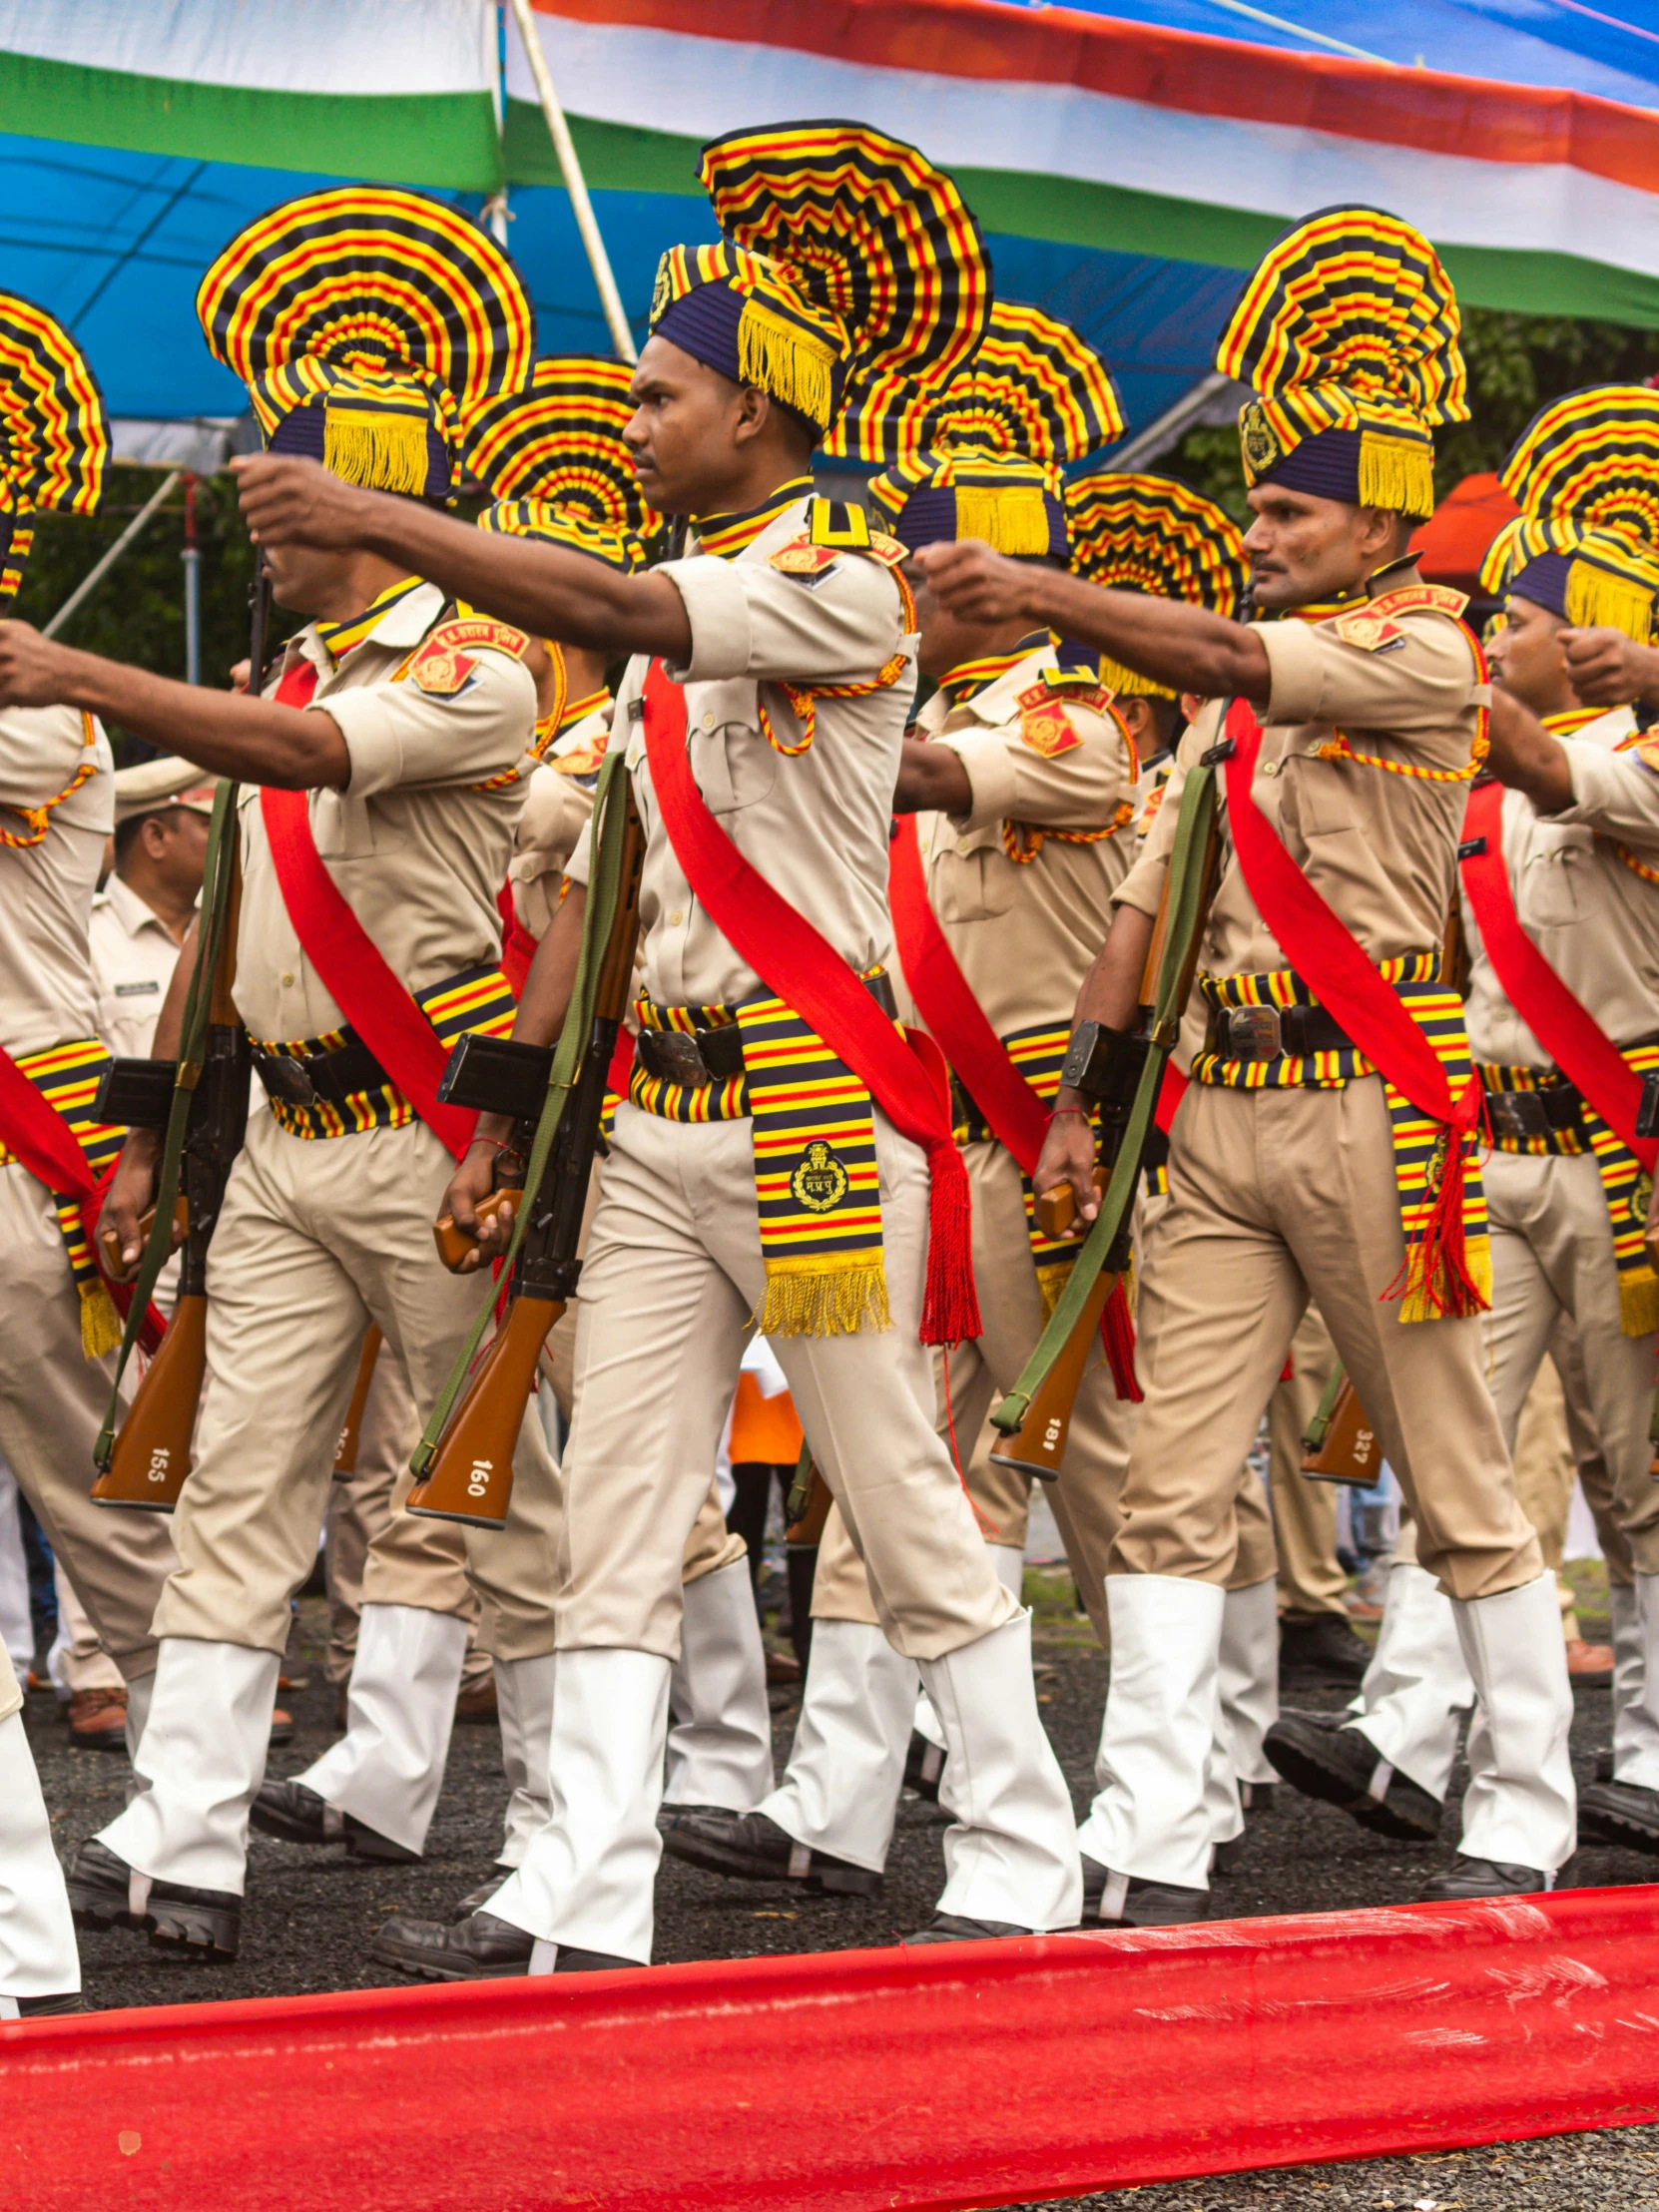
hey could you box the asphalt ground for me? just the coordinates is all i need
[23,1567,1659,2208]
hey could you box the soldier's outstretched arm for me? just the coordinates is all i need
[916,538,1272,703]
[0,625,349,788]
[234,454,694,665]
[1484,689,1574,813]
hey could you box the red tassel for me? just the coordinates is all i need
[1382,1112,1489,1321]
[919,1138,981,1347]
[1100,1276,1143,1402]
[1279,1357,1295,1382]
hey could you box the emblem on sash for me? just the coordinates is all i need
[791,1138,849,1214]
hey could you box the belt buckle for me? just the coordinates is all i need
[648,1029,711,1086]
[257,1051,318,1108]
[1488,1089,1549,1143]
[1227,1005,1283,1061]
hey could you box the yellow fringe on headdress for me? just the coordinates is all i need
[738,296,835,428]
[1566,558,1655,643]
[1098,652,1174,701]
[1359,430,1435,519]
[323,404,429,495]
[954,484,1049,555]
[79,1277,122,1360]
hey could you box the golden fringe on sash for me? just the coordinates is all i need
[78,1273,122,1358]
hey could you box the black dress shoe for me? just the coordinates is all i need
[903,1729,946,1803]
[450,1877,510,1922]
[66,1838,241,1958]
[661,1808,881,1896]
[1265,1713,1441,1842]
[9,1993,86,2016]
[250,1779,418,1863]
[1416,1856,1548,1901]
[1080,1854,1209,1927]
[1279,1613,1373,1684]
[655,1802,727,1837]
[1580,1778,1659,1855]
[901,1914,1024,1943]
[370,1910,535,1981]
[552,1947,636,1971]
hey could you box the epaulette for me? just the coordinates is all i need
[771,497,906,576]
[1329,581,1468,654]
[405,616,531,697]
[1014,681,1084,759]
[1026,665,1114,714]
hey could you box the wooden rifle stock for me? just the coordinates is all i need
[988,1267,1118,1482]
[408,790,645,1525]
[785,1445,832,1546]
[91,1291,208,1509]
[1300,1367,1383,1486]
[333,1326,383,1477]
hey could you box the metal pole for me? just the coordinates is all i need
[506,0,637,363]
[181,471,201,685]
[44,469,181,639]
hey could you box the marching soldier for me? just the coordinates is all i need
[1271,387,1659,1853]
[238,122,1084,1968]
[0,188,574,1961]
[922,205,1573,1918]
[0,294,180,1792]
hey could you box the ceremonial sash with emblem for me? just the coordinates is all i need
[639,658,978,1347]
[1460,776,1659,1334]
[1217,699,1489,1322]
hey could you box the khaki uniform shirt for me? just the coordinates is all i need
[905,647,1138,1038]
[233,582,538,1042]
[0,706,113,1060]
[90,873,184,1058]
[1116,563,1486,981]
[1462,706,1659,1066]
[509,708,607,941]
[567,495,914,1009]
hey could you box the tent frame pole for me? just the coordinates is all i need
[44,469,181,640]
[506,0,637,364]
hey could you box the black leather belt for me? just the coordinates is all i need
[1203,1001,1354,1063]
[1481,1079,1585,1144]
[252,1034,390,1110]
[635,971,899,1089]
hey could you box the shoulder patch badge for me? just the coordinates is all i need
[1330,608,1407,653]
[1364,582,1470,622]
[554,735,609,778]
[407,617,530,697]
[770,534,840,578]
[1015,684,1082,758]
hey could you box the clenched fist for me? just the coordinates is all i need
[233,453,378,550]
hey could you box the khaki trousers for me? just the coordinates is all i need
[1116,1080,1538,1600]
[556,1102,1012,1662]
[0,1163,175,1676]
[1268,1306,1348,1619]
[155,1113,561,1658]
[1482,1149,1659,1579]
[809,1144,1278,1634]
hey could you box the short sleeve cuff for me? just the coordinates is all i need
[1113,848,1167,918]
[319,696,403,799]
[658,556,756,683]
[1257,620,1327,726]
[936,727,1019,832]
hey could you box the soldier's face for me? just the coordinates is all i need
[1490,595,1574,717]
[625,336,763,515]
[1243,487,1404,610]
[264,539,357,616]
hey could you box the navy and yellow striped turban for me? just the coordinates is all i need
[839,301,1121,558]
[1215,206,1466,522]
[1479,384,1659,643]
[197,186,535,504]
[465,354,660,574]
[649,121,990,438]
[0,292,108,610]
[1066,473,1249,698]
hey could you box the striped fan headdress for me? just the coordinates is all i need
[465,354,661,574]
[648,120,990,438]
[844,301,1121,558]
[197,186,535,503]
[1215,206,1466,521]
[1066,472,1249,697]
[0,292,109,609]
[1479,384,1659,643]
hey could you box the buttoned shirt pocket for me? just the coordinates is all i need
[687,680,778,818]
[307,788,404,860]
[1280,742,1364,837]
[1522,825,1590,926]
[928,818,1018,921]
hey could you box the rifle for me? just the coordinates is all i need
[1299,1363,1383,1486]
[333,1325,383,1478]
[87,566,266,1507]
[406,762,644,1526]
[785,1442,832,1546]
[987,743,1224,1481]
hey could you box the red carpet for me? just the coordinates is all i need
[7,1889,1659,2210]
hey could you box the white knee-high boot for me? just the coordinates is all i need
[1348,1562,1472,1803]
[1453,1573,1575,1875]
[1613,1572,1659,1788]
[100,1639,279,1893]
[1610,1580,1643,1749]
[1078,1575,1225,1892]
[296,1604,468,1854]
[493,1652,556,1870]
[664,1559,775,1814]
[124,1667,154,1767]
[0,1711,79,2002]
[485,1648,670,1965]
[1218,1576,1280,1790]
[922,1610,1080,1932]
[911,1544,1022,1758]
[759,1618,917,1874]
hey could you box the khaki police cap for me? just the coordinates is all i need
[113,754,219,827]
